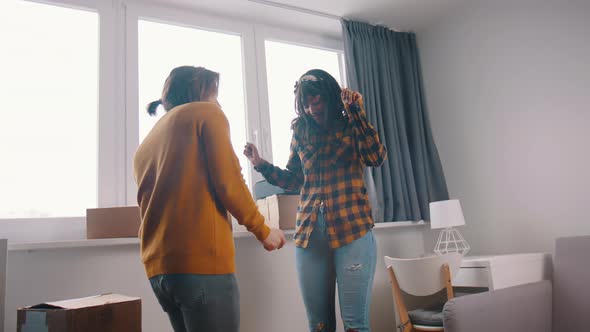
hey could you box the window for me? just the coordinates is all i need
[0,0,99,218]
[137,20,251,186]
[0,0,345,241]
[264,41,343,168]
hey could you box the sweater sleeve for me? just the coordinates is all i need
[201,109,270,241]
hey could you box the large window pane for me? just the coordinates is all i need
[138,20,251,186]
[265,41,343,168]
[0,0,99,218]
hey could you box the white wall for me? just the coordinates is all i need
[0,1,432,331]
[418,0,590,254]
[5,226,427,332]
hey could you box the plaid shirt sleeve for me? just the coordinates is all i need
[255,134,304,192]
[344,99,387,167]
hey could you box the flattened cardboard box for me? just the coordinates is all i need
[17,293,141,332]
[254,180,298,200]
[86,206,141,239]
[256,194,298,230]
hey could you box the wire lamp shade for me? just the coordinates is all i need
[430,199,470,256]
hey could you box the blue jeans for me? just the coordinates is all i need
[149,274,239,332]
[296,213,377,332]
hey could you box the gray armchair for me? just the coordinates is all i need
[443,236,590,332]
[1,239,6,332]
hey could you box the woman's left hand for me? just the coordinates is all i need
[341,88,362,106]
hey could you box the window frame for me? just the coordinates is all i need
[124,3,263,204]
[0,0,347,242]
[0,0,109,219]
[253,25,345,169]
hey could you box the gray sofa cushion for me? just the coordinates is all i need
[553,235,590,332]
[443,281,552,332]
[409,307,444,326]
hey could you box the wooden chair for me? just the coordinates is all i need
[384,253,462,332]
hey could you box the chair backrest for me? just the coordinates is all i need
[0,239,6,332]
[384,253,462,296]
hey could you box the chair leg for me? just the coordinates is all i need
[396,320,413,332]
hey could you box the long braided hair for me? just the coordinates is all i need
[291,69,346,140]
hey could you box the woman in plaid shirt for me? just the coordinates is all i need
[244,69,386,332]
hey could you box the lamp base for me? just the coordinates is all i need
[434,227,470,256]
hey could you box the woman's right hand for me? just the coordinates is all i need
[261,228,286,251]
[243,143,263,167]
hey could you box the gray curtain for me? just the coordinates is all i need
[342,19,449,222]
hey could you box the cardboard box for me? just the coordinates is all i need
[86,206,141,239]
[257,194,299,230]
[17,293,141,332]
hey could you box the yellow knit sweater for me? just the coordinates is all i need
[133,102,270,277]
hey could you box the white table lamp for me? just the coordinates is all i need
[430,199,470,256]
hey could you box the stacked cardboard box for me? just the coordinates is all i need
[86,207,141,239]
[17,294,141,332]
[256,194,298,230]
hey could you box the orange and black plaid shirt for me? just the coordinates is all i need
[255,100,386,248]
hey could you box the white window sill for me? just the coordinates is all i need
[373,220,427,228]
[7,221,427,252]
[8,238,140,251]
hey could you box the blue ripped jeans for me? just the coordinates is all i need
[149,274,239,332]
[296,212,377,332]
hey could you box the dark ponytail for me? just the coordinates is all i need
[147,99,162,116]
[147,66,220,116]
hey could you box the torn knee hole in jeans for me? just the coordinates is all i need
[346,263,362,271]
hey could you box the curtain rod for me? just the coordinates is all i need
[246,0,342,21]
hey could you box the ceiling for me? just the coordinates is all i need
[263,0,466,30]
[143,0,466,38]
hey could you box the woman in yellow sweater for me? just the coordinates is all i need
[134,65,285,332]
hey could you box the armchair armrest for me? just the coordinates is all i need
[443,280,552,332]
